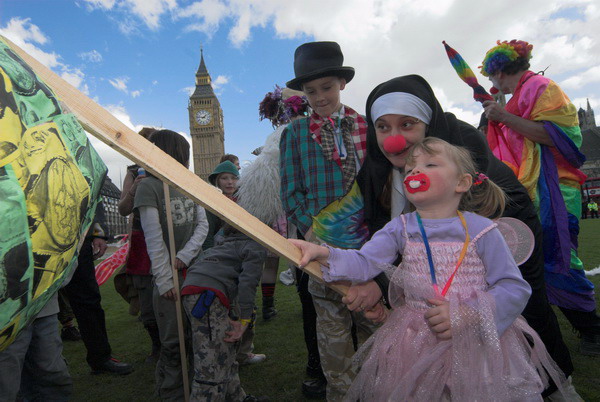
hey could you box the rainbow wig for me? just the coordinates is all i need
[480,40,533,77]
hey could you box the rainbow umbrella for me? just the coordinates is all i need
[442,41,493,104]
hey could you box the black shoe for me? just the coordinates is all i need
[91,357,134,375]
[243,395,270,402]
[262,297,278,321]
[262,307,278,321]
[302,378,326,399]
[581,332,600,356]
[61,326,82,342]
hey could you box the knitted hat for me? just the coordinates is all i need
[286,41,355,90]
[208,160,239,186]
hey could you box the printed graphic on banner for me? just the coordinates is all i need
[0,38,107,351]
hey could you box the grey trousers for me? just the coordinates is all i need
[0,314,72,402]
[132,274,156,327]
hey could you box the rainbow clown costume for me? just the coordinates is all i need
[481,39,599,355]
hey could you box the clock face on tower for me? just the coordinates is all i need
[195,110,212,125]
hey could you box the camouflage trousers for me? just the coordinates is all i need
[183,294,245,402]
[309,278,380,402]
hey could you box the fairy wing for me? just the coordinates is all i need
[494,217,535,266]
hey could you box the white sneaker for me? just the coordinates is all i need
[241,353,266,365]
[544,376,584,402]
[279,268,295,286]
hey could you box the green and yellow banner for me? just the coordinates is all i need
[0,38,107,351]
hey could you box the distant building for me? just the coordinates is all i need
[100,176,127,239]
[579,100,600,200]
[578,98,597,131]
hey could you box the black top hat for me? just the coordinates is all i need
[286,41,355,90]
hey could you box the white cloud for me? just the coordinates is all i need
[211,75,229,91]
[177,0,230,36]
[561,65,600,90]
[105,104,137,130]
[117,17,139,35]
[108,76,142,97]
[61,68,90,95]
[432,86,483,127]
[181,86,195,96]
[8,1,600,183]
[86,104,196,187]
[83,0,177,30]
[83,103,144,189]
[0,17,61,68]
[0,17,92,94]
[79,49,103,62]
[109,76,129,93]
[83,0,118,9]
[138,0,595,128]
[571,96,600,112]
[0,16,48,45]
[125,0,178,30]
[88,135,132,189]
[179,0,598,120]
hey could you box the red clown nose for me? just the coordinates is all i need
[383,135,407,154]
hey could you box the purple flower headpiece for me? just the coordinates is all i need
[259,85,309,127]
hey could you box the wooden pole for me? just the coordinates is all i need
[0,35,348,296]
[163,183,190,402]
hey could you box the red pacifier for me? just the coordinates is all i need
[383,135,407,154]
[490,86,499,95]
[404,173,430,193]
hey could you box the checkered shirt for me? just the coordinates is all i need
[279,105,367,236]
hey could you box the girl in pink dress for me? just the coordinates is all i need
[292,137,567,401]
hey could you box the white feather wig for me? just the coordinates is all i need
[236,125,287,225]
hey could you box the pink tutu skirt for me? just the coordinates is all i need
[345,290,565,401]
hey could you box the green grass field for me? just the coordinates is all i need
[63,219,600,401]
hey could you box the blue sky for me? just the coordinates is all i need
[2,0,599,187]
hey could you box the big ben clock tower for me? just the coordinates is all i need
[189,48,225,181]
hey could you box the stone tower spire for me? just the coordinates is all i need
[188,47,225,181]
[587,98,596,128]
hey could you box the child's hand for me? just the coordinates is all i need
[224,319,248,343]
[364,302,389,323]
[161,288,178,301]
[288,239,330,267]
[174,258,187,270]
[424,298,452,340]
[343,281,383,312]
